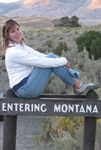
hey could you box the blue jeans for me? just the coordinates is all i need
[15,54,77,98]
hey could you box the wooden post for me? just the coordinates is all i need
[83,90,99,150]
[0,93,4,121]
[3,89,17,150]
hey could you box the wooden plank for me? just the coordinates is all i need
[38,94,86,98]
[4,89,86,99]
[0,97,101,117]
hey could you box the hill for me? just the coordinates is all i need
[0,0,101,25]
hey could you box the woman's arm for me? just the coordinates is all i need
[7,47,67,68]
[26,45,46,57]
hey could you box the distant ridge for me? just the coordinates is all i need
[0,0,101,25]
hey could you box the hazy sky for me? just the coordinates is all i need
[0,0,19,3]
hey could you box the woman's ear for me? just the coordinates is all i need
[5,33,9,38]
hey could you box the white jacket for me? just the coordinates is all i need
[5,43,67,89]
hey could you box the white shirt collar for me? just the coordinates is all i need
[8,41,24,48]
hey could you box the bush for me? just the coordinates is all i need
[44,73,66,94]
[52,116,84,137]
[59,36,64,40]
[52,131,78,150]
[46,40,53,48]
[37,47,46,53]
[95,119,101,150]
[76,30,101,59]
[62,43,101,84]
[51,123,84,150]
[54,42,69,56]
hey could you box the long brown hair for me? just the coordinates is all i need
[2,19,26,55]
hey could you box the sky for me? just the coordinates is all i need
[0,0,19,3]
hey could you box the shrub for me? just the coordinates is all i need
[44,73,66,94]
[59,36,64,40]
[51,123,83,150]
[62,43,101,84]
[37,47,45,53]
[53,116,84,137]
[76,30,101,59]
[54,42,69,56]
[74,125,83,150]
[52,131,78,150]
[95,119,101,150]
[46,40,53,48]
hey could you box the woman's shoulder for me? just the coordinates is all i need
[6,42,16,51]
[6,45,23,57]
[6,46,18,52]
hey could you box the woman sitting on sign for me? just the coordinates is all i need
[2,19,100,98]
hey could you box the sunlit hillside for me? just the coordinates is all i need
[0,0,101,25]
[88,0,101,9]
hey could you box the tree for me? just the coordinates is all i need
[46,40,53,48]
[76,30,101,59]
[76,36,85,52]
[54,16,81,28]
[54,42,68,56]
[70,16,81,27]
[60,16,71,27]
[90,38,101,59]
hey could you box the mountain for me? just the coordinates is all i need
[0,0,101,25]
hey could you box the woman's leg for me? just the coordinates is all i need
[15,67,52,98]
[46,53,77,86]
[73,79,81,88]
[15,53,79,98]
[46,54,101,94]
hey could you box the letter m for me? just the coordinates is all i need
[54,104,61,112]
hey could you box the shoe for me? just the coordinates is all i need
[74,83,101,95]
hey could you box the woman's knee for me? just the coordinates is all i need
[46,53,59,58]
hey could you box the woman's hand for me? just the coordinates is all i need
[66,60,71,69]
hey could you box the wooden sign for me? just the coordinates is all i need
[0,97,101,117]
[2,90,100,150]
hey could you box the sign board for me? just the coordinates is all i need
[0,97,101,117]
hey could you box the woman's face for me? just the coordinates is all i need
[8,24,22,44]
